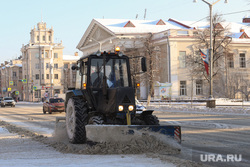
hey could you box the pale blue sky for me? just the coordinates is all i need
[0,0,249,64]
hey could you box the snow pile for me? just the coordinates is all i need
[146,102,250,115]
[51,122,181,155]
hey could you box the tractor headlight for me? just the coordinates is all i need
[118,105,124,111]
[128,105,134,111]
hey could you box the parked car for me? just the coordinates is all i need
[43,97,65,114]
[1,97,16,107]
[0,97,3,102]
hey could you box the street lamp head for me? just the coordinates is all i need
[193,0,228,3]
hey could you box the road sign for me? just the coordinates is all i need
[15,91,19,95]
[33,86,37,90]
[9,81,13,85]
[23,79,27,83]
[8,88,11,92]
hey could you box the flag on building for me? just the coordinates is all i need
[199,49,209,75]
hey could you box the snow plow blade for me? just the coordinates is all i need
[86,125,181,144]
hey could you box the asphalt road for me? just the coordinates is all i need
[1,103,250,167]
[156,111,250,167]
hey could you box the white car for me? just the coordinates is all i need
[1,97,16,107]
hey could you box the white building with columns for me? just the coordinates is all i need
[77,18,250,100]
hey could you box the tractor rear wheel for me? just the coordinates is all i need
[66,97,88,144]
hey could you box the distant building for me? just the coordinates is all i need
[20,21,79,101]
[0,59,23,100]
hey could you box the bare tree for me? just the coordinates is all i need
[123,34,161,104]
[186,13,232,97]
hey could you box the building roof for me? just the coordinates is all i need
[77,18,250,50]
[96,18,250,38]
[94,18,194,34]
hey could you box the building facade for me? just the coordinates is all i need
[20,22,79,101]
[77,18,250,100]
[0,59,23,100]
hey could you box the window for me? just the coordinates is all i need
[46,74,49,79]
[54,53,58,58]
[239,53,246,68]
[73,74,76,82]
[35,74,39,80]
[13,81,17,87]
[228,54,234,68]
[35,53,39,59]
[49,36,51,41]
[45,52,48,58]
[43,36,45,41]
[196,80,203,95]
[43,51,48,58]
[42,74,44,80]
[54,74,58,79]
[35,63,39,69]
[179,51,186,68]
[180,81,187,96]
[54,63,58,69]
[35,90,41,98]
[64,64,69,69]
[46,63,49,69]
[13,72,17,77]
[37,35,39,41]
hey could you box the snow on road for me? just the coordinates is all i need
[0,126,175,167]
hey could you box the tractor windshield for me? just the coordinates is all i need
[90,58,129,88]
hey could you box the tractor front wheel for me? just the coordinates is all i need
[66,97,88,144]
[88,115,104,125]
[143,115,160,125]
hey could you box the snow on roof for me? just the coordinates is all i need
[95,18,190,34]
[63,55,80,61]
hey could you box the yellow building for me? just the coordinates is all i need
[21,21,79,101]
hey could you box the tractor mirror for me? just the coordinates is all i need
[71,65,79,70]
[141,57,147,72]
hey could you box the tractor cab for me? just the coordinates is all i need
[72,48,146,122]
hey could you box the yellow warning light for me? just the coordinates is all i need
[83,83,86,89]
[115,46,120,52]
[136,83,140,87]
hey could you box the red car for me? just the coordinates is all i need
[43,98,65,114]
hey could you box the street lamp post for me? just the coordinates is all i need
[194,0,228,99]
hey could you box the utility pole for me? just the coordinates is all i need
[193,0,228,99]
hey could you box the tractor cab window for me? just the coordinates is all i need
[90,58,129,88]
